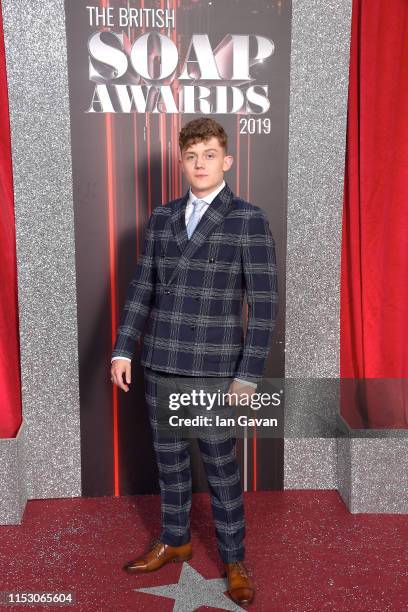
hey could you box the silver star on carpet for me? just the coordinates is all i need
[133,562,247,611]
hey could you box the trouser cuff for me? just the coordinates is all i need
[160,530,191,547]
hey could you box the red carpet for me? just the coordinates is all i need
[1,491,407,610]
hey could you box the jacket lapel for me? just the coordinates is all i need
[170,189,190,255]
[167,182,233,286]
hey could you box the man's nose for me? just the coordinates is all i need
[194,156,205,168]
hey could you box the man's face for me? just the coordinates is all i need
[179,136,233,197]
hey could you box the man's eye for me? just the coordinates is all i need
[206,154,215,159]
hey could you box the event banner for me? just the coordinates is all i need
[64,0,291,496]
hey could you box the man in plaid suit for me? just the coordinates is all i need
[111,117,278,606]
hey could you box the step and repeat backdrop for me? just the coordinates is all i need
[63,0,291,496]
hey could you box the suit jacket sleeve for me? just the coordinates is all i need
[111,211,156,360]
[234,210,278,384]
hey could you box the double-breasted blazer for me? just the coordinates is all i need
[111,182,278,384]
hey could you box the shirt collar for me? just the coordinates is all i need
[187,179,226,207]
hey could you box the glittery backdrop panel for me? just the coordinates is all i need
[343,439,408,514]
[284,438,337,489]
[284,0,352,491]
[2,0,81,498]
[286,0,352,378]
[0,422,27,523]
[336,437,352,509]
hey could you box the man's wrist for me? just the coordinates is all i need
[111,356,132,363]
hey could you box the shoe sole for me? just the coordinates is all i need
[229,594,254,606]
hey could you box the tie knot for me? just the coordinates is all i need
[192,198,207,210]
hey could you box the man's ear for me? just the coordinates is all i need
[223,155,234,172]
[178,157,184,172]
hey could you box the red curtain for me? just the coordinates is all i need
[0,0,22,438]
[340,0,408,427]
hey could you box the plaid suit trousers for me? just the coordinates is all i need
[144,366,246,563]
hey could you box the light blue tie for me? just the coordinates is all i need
[186,199,207,239]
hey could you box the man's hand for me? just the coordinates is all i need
[111,359,131,392]
[227,380,256,406]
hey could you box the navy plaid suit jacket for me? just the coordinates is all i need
[112,182,278,384]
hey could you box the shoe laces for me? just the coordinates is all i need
[150,538,164,558]
[230,561,248,577]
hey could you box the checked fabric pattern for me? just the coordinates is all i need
[143,366,246,563]
[112,183,278,384]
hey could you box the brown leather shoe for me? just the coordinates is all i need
[224,561,255,605]
[123,539,192,573]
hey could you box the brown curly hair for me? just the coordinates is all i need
[179,117,228,153]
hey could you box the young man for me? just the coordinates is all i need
[110,117,278,606]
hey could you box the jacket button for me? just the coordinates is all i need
[209,257,215,263]
[164,290,170,294]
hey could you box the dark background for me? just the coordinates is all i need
[64,0,291,496]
